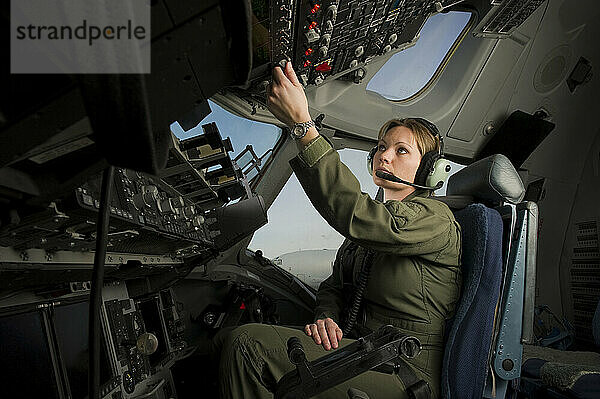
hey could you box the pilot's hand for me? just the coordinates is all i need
[304,318,343,351]
[266,62,311,127]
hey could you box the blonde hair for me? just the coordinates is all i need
[377,118,439,156]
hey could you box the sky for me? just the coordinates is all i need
[249,148,380,258]
[367,11,471,100]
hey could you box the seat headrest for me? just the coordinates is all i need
[446,154,525,205]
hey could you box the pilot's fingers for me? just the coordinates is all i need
[304,324,312,336]
[265,82,272,99]
[285,61,301,86]
[272,65,287,86]
[310,324,321,345]
[325,321,339,349]
[336,325,343,341]
[316,320,331,350]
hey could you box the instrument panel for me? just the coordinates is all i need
[248,0,548,88]
[0,123,253,258]
[270,0,438,86]
[102,283,186,398]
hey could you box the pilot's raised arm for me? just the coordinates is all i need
[268,62,458,253]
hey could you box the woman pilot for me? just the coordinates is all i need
[216,62,462,399]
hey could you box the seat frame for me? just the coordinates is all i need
[480,202,538,398]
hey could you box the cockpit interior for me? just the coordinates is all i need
[1,0,599,398]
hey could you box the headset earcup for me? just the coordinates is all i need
[414,151,439,186]
[425,158,452,189]
[366,146,377,176]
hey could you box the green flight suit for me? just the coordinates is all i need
[217,135,462,399]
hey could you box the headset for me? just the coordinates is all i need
[367,118,452,191]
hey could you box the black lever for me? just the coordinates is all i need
[275,326,426,399]
[287,337,306,365]
[286,337,314,386]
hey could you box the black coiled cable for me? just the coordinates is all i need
[343,249,375,336]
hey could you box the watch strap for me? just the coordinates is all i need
[290,120,315,140]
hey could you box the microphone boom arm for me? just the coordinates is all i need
[375,171,442,191]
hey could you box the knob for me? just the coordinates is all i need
[278,58,290,69]
[203,312,217,327]
[319,46,328,58]
[287,337,307,365]
[305,29,320,43]
[133,189,156,209]
[183,206,195,218]
[142,185,158,195]
[158,198,176,214]
[383,45,392,53]
[400,337,422,358]
[324,20,333,32]
[389,33,398,44]
[355,45,364,57]
[314,75,324,85]
[136,332,159,355]
[172,196,185,208]
[174,207,183,219]
[349,59,358,68]
[327,5,337,20]
[321,34,331,47]
[192,215,205,227]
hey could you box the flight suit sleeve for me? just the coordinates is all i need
[313,243,346,323]
[289,135,458,262]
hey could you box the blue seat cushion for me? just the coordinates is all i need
[441,204,504,399]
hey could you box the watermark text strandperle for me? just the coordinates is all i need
[15,19,146,46]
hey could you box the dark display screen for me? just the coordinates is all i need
[53,301,113,399]
[137,299,167,367]
[0,311,60,398]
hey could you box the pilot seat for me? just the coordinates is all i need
[438,154,535,399]
[442,156,600,399]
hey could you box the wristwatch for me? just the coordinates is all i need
[289,120,316,140]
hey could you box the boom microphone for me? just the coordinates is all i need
[375,170,443,190]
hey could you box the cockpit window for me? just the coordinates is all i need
[171,100,282,183]
[366,11,473,101]
[250,148,376,258]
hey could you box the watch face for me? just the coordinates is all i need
[293,125,304,137]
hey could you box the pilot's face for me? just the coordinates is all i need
[372,126,422,197]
